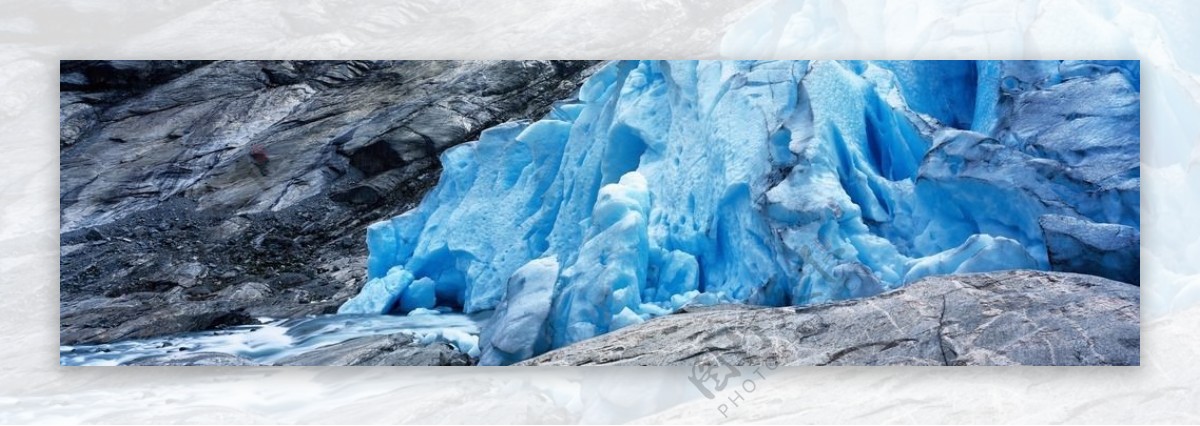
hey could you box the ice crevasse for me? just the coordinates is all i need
[339,60,1141,365]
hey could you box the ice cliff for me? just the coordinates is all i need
[339,60,1141,365]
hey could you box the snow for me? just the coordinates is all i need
[340,60,1140,362]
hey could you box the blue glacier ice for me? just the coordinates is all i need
[339,60,1141,364]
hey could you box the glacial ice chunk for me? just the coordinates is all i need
[550,172,651,348]
[1040,214,1140,285]
[339,266,413,314]
[399,277,437,314]
[904,235,1039,283]
[479,257,560,366]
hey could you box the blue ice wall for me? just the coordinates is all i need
[339,60,1141,364]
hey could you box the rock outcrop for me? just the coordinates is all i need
[520,270,1140,366]
[126,352,260,366]
[59,60,599,345]
[273,333,472,366]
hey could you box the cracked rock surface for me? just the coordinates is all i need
[520,270,1140,366]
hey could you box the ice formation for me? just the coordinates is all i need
[339,60,1141,364]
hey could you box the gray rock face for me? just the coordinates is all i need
[60,60,597,230]
[60,60,599,345]
[520,270,1139,366]
[60,287,258,345]
[273,333,471,366]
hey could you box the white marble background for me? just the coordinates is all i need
[1,0,1197,423]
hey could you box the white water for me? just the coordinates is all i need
[60,313,482,366]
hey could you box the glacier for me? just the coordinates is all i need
[339,60,1140,365]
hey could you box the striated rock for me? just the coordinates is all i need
[60,60,599,232]
[125,351,260,366]
[60,293,259,345]
[217,282,273,302]
[59,60,599,345]
[273,333,471,366]
[520,270,1139,366]
[59,60,209,93]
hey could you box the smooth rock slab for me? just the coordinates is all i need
[520,270,1139,366]
[273,333,472,366]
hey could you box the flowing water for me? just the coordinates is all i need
[60,313,482,366]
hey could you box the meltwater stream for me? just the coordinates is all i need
[60,313,482,366]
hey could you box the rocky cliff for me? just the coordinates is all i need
[59,60,599,345]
